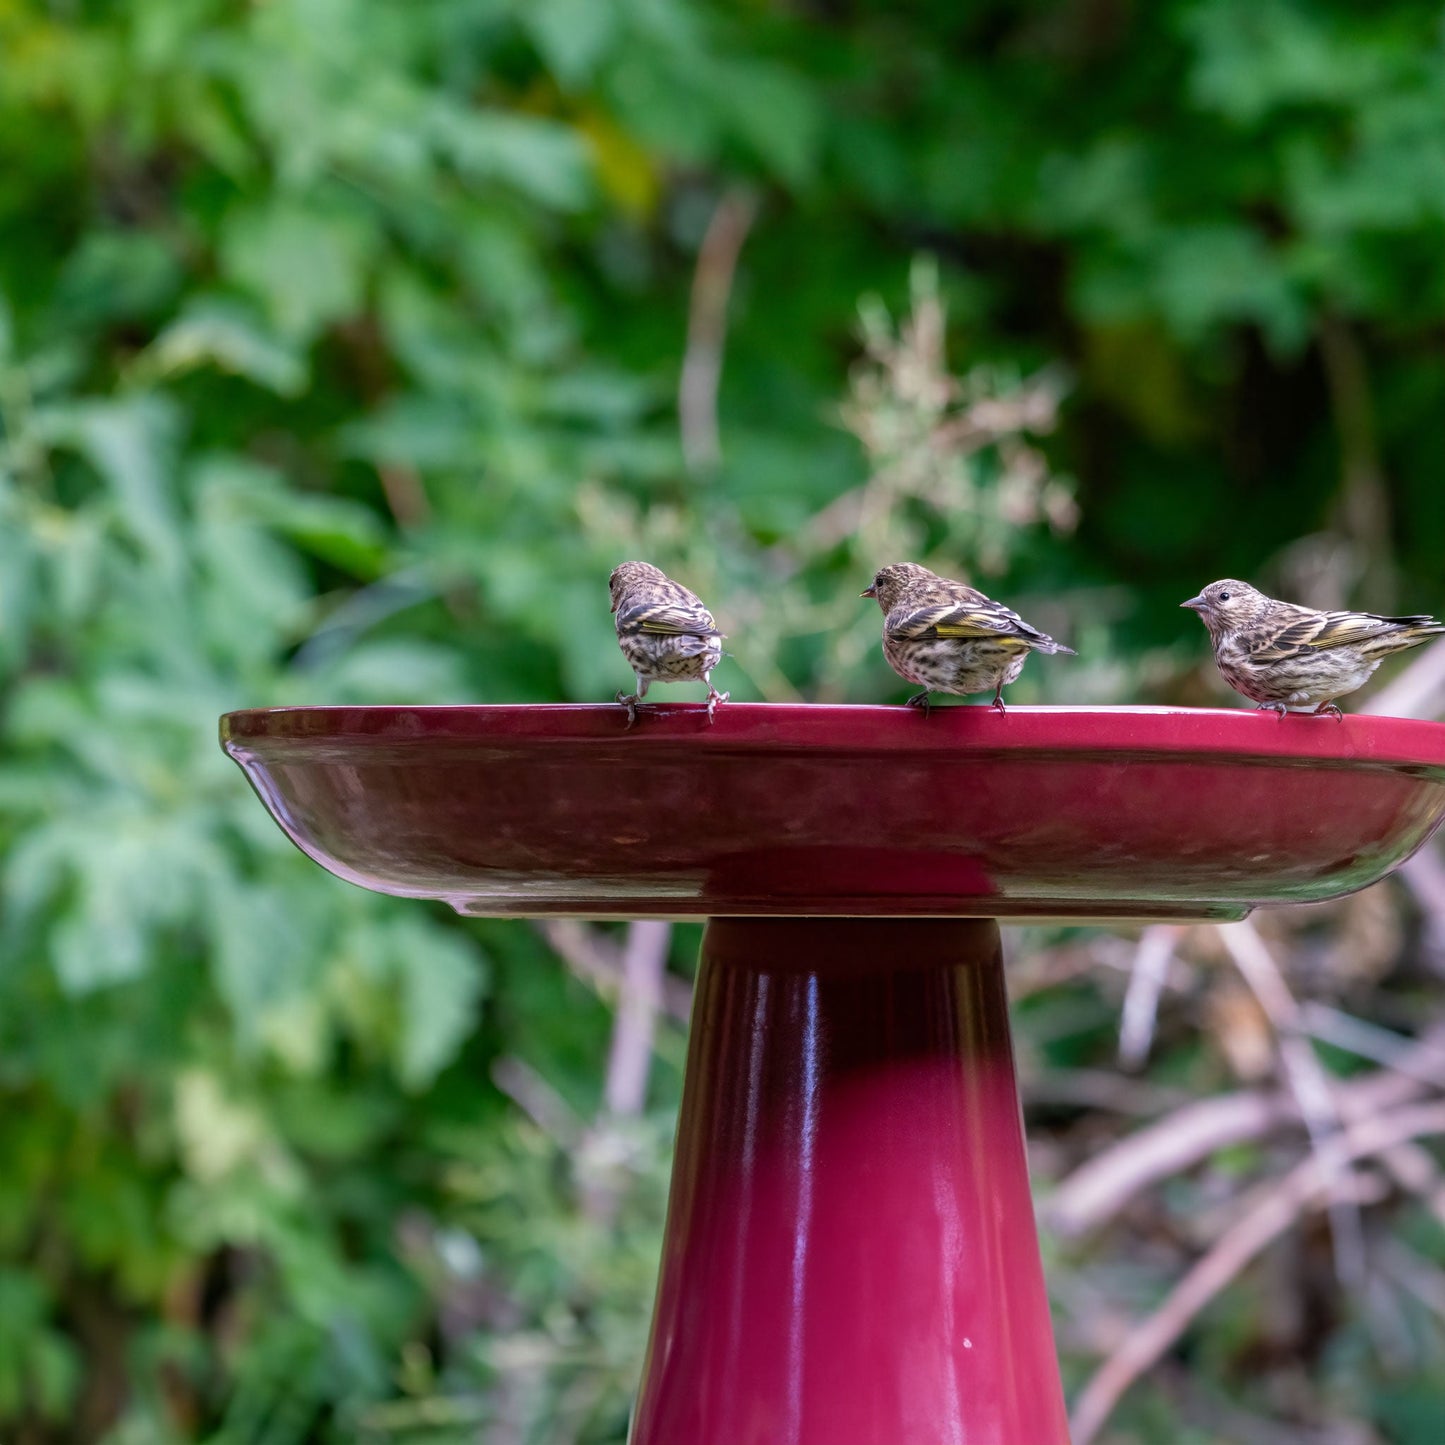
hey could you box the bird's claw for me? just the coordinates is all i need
[1258,702,1290,719]
[991,695,1007,716]
[905,690,932,716]
[705,688,729,724]
[1315,701,1344,721]
[615,690,641,729]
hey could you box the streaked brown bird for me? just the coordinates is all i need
[609,561,728,726]
[862,562,1074,714]
[1182,578,1445,717]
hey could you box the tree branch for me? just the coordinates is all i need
[1046,1018,1445,1237]
[679,189,757,473]
[602,920,671,1118]
[1069,1101,1445,1445]
[1217,920,1366,1287]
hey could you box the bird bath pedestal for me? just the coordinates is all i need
[220,704,1445,1445]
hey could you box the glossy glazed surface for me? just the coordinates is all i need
[631,918,1068,1445]
[220,703,1445,919]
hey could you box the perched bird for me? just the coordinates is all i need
[609,561,728,726]
[862,562,1074,714]
[1182,578,1445,717]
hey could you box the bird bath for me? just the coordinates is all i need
[220,703,1445,1445]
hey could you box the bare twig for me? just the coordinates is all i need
[536,919,691,1023]
[1400,843,1445,977]
[1069,1100,1445,1445]
[602,921,671,1119]
[378,461,431,527]
[1023,1068,1193,1117]
[1302,1002,1445,1224]
[1117,925,1180,1070]
[1378,1238,1445,1325]
[1170,1362,1380,1445]
[1046,1089,1295,1237]
[491,1057,581,1146]
[1217,920,1367,1287]
[1400,841,1445,914]
[1302,1003,1445,1088]
[1046,1018,1445,1236]
[1008,933,1141,1001]
[679,188,757,473]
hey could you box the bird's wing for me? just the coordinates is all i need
[1249,609,1441,661]
[616,599,720,638]
[886,595,1042,648]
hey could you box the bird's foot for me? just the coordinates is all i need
[615,690,642,729]
[1257,702,1290,719]
[991,686,1007,716]
[905,689,932,717]
[705,687,730,724]
[1314,701,1344,721]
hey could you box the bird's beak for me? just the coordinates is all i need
[1181,594,1206,612]
[860,585,877,599]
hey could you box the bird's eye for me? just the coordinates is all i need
[1219,591,1232,602]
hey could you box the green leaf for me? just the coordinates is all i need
[394,919,487,1089]
[1150,223,1310,352]
[219,199,375,341]
[522,0,616,88]
[299,639,468,703]
[0,488,38,668]
[712,59,821,187]
[0,1271,79,1421]
[428,106,593,211]
[34,397,184,574]
[53,229,183,328]
[141,296,308,396]
[1183,0,1385,125]
[207,875,329,1041]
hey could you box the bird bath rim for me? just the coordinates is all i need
[219,704,1445,922]
[220,700,1445,766]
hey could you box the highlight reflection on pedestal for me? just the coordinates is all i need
[220,703,1445,1445]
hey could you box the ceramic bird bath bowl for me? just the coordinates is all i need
[220,703,1445,1445]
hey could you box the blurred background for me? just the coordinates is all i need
[2,1,1444,1441]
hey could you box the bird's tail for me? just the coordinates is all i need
[1033,638,1077,656]
[1368,616,1445,657]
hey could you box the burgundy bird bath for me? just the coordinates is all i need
[220,704,1445,1445]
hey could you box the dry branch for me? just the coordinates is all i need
[536,919,692,1023]
[1046,1018,1445,1237]
[679,189,757,473]
[1218,920,1366,1286]
[1117,925,1180,1070]
[1069,1100,1445,1445]
[602,921,671,1119]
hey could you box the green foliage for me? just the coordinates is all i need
[2,1,1444,1442]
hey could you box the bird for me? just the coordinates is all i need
[609,561,728,726]
[862,562,1074,714]
[1182,578,1445,717]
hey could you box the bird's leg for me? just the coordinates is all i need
[1257,701,1290,719]
[616,676,652,729]
[1313,700,1344,721]
[904,689,932,716]
[991,680,1007,716]
[704,681,730,724]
